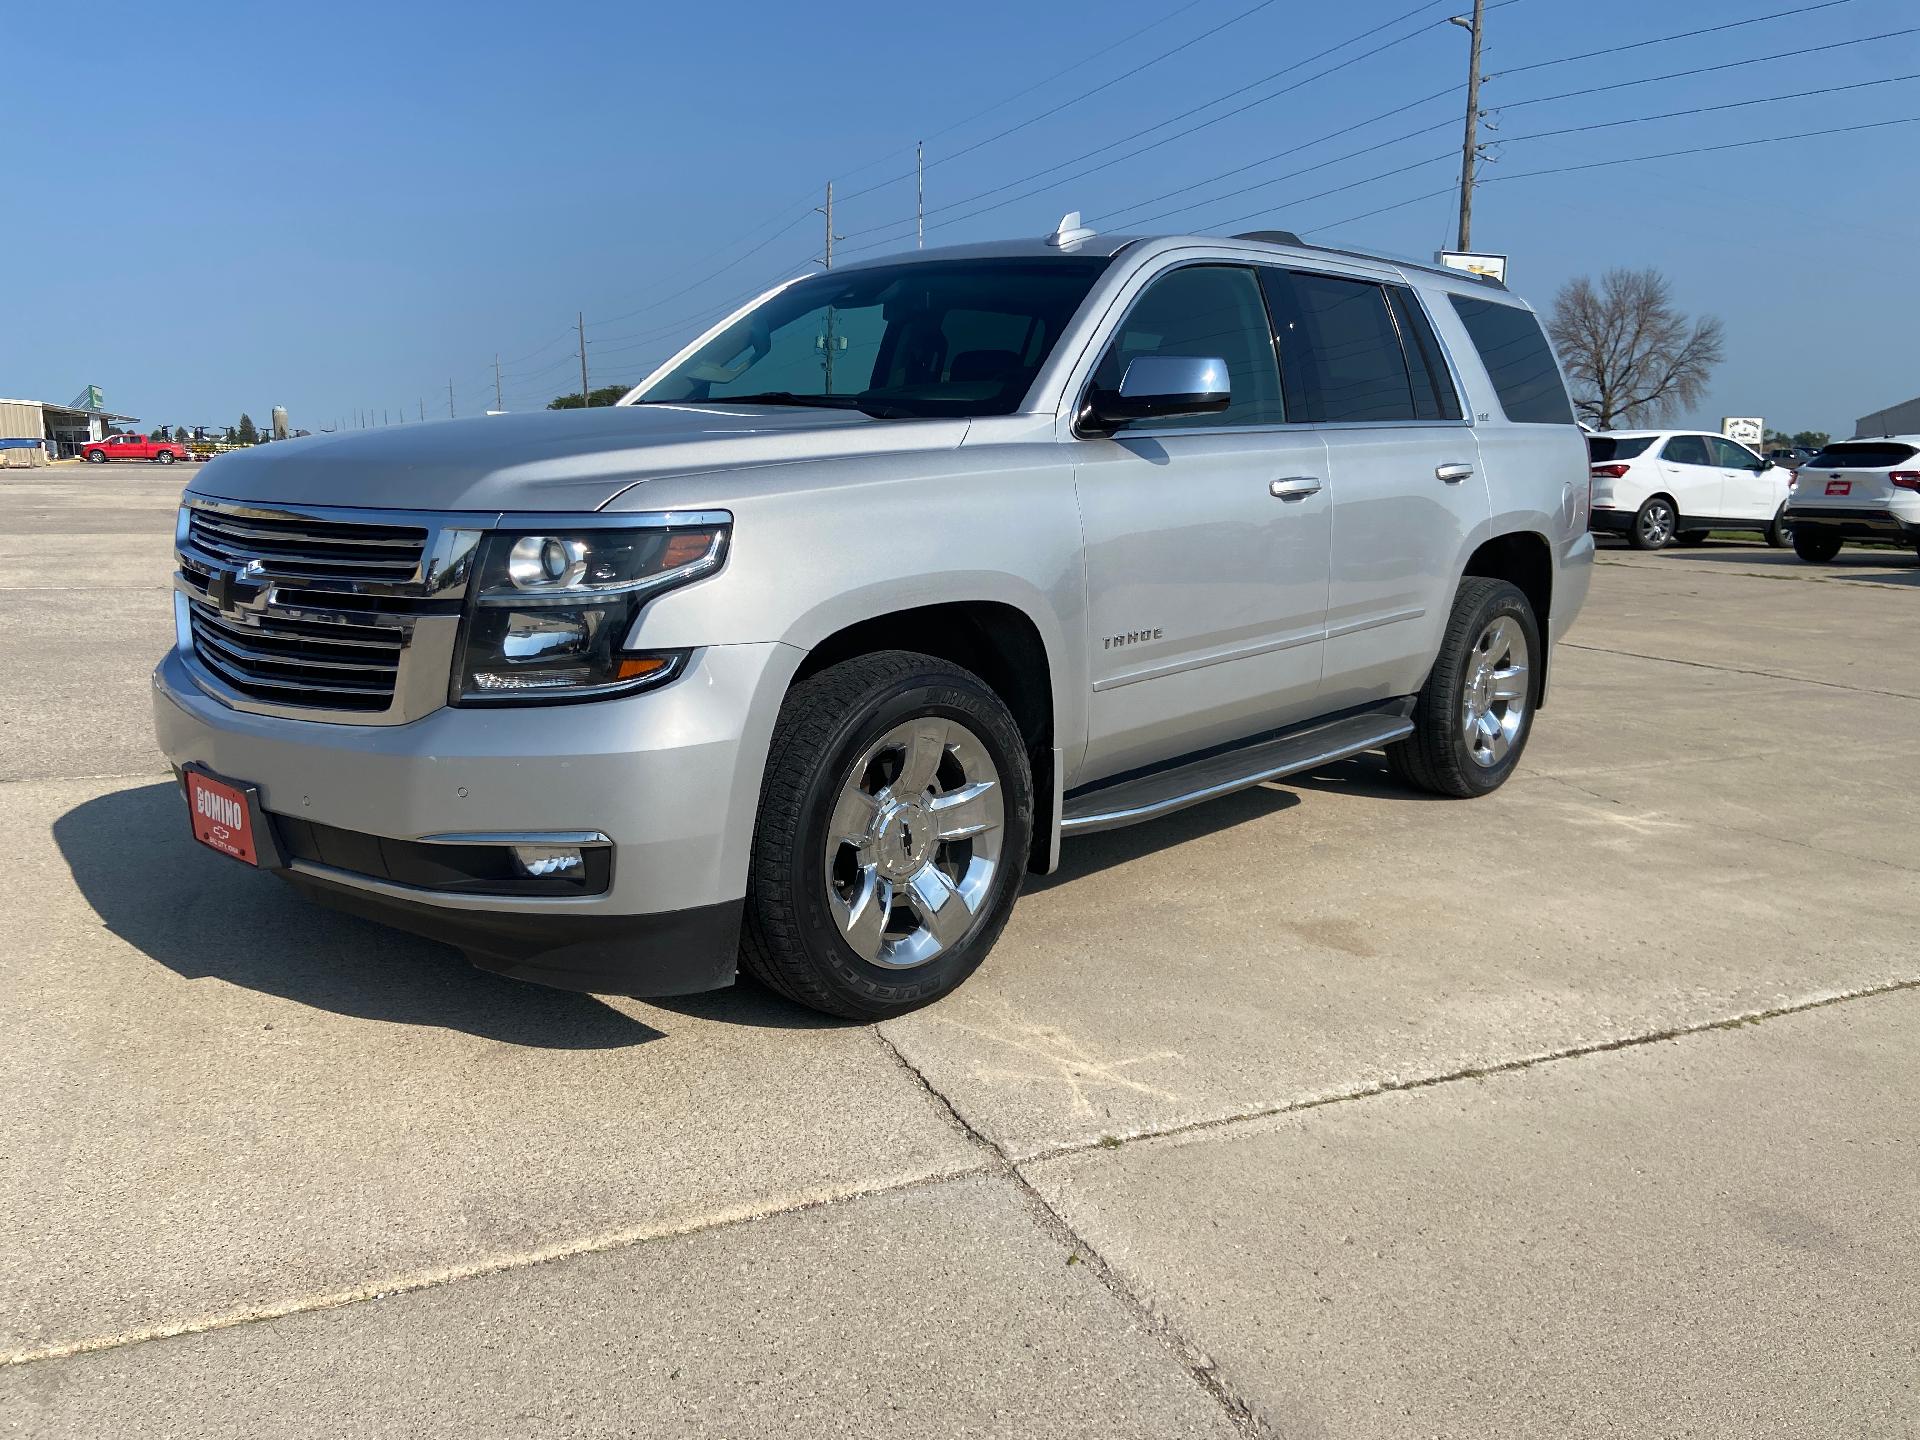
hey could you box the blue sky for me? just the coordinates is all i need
[8,0,1917,438]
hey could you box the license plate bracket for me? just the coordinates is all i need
[182,764,284,868]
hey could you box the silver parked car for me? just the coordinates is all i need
[153,222,1593,1018]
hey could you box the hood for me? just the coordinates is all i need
[185,404,971,513]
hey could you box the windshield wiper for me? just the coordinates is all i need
[691,391,914,420]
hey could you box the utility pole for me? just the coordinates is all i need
[815,181,839,269]
[494,353,504,412]
[383,409,389,426]
[419,398,425,422]
[916,143,924,249]
[1450,0,1485,252]
[577,311,590,407]
[448,379,455,419]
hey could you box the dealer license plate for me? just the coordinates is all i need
[185,768,261,866]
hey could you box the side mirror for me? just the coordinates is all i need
[1083,356,1231,433]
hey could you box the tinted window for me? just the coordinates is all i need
[1587,435,1654,461]
[634,257,1109,418]
[1262,270,1416,423]
[1387,287,1462,421]
[1091,265,1284,428]
[1805,441,1918,469]
[1708,436,1761,468]
[1447,295,1576,424]
[1662,434,1712,466]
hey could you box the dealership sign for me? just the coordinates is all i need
[1435,250,1509,283]
[1721,416,1764,446]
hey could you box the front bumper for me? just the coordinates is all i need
[1781,504,1920,543]
[152,641,804,995]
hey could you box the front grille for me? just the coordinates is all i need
[186,508,428,584]
[186,596,403,712]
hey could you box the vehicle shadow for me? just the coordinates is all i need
[1025,781,1302,894]
[53,782,662,1049]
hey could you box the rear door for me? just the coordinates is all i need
[1074,262,1332,781]
[1656,434,1721,522]
[1260,267,1486,709]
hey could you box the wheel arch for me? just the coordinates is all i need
[791,600,1059,874]
[1461,529,1554,706]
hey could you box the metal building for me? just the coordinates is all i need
[1855,394,1920,438]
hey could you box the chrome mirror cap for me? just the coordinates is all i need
[1117,355,1230,404]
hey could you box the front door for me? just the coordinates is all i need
[1710,435,1775,520]
[1074,263,1332,783]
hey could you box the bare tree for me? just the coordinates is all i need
[1548,268,1724,429]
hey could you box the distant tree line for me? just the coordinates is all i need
[548,384,630,409]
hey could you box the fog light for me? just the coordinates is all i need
[512,844,584,878]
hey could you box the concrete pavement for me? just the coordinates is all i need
[3,473,1915,1436]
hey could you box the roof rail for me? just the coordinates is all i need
[1229,229,1507,289]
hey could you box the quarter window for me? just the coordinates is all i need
[1447,295,1576,425]
[1260,270,1419,423]
[1090,265,1285,429]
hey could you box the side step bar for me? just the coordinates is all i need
[1060,701,1416,837]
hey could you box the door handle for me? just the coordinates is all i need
[1269,476,1323,501]
[1436,463,1474,484]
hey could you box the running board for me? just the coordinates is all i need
[1060,702,1415,837]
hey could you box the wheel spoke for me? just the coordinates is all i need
[902,863,974,950]
[1477,710,1501,744]
[892,720,950,796]
[828,784,880,846]
[927,780,999,841]
[1490,664,1529,702]
[1486,721,1512,763]
[834,868,892,961]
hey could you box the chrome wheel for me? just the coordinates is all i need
[1636,499,1675,548]
[823,716,1005,970]
[1461,616,1529,769]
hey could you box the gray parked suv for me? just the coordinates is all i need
[153,224,1592,1018]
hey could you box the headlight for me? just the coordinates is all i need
[453,517,728,704]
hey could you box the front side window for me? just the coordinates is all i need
[1261,270,1419,424]
[632,257,1110,419]
[1447,295,1576,425]
[1708,436,1761,469]
[1662,434,1712,466]
[1089,265,1284,429]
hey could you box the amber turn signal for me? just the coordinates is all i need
[613,656,672,680]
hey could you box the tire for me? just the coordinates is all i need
[1629,495,1677,550]
[157,450,176,465]
[1387,577,1540,799]
[1766,510,1793,549]
[1792,526,1842,563]
[84,449,106,464]
[741,650,1034,1020]
[1676,530,1709,547]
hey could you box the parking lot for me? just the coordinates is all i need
[3,467,1915,1437]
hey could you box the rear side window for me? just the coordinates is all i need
[1805,441,1918,469]
[1448,295,1575,425]
[1587,435,1654,461]
[1261,270,1419,423]
[1662,435,1712,465]
[1091,265,1285,428]
[1387,287,1463,421]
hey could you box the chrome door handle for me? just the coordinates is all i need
[1270,476,1323,500]
[1436,463,1474,484]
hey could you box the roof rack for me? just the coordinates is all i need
[1229,230,1507,289]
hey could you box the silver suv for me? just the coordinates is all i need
[153,224,1593,1018]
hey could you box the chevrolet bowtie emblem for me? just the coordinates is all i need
[208,569,235,612]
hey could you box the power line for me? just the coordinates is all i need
[1496,73,1920,149]
[1492,0,1862,78]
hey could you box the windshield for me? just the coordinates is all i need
[629,257,1112,418]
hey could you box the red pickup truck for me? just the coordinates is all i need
[82,433,192,465]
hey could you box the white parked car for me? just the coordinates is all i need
[1780,436,1920,563]
[1586,429,1796,550]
